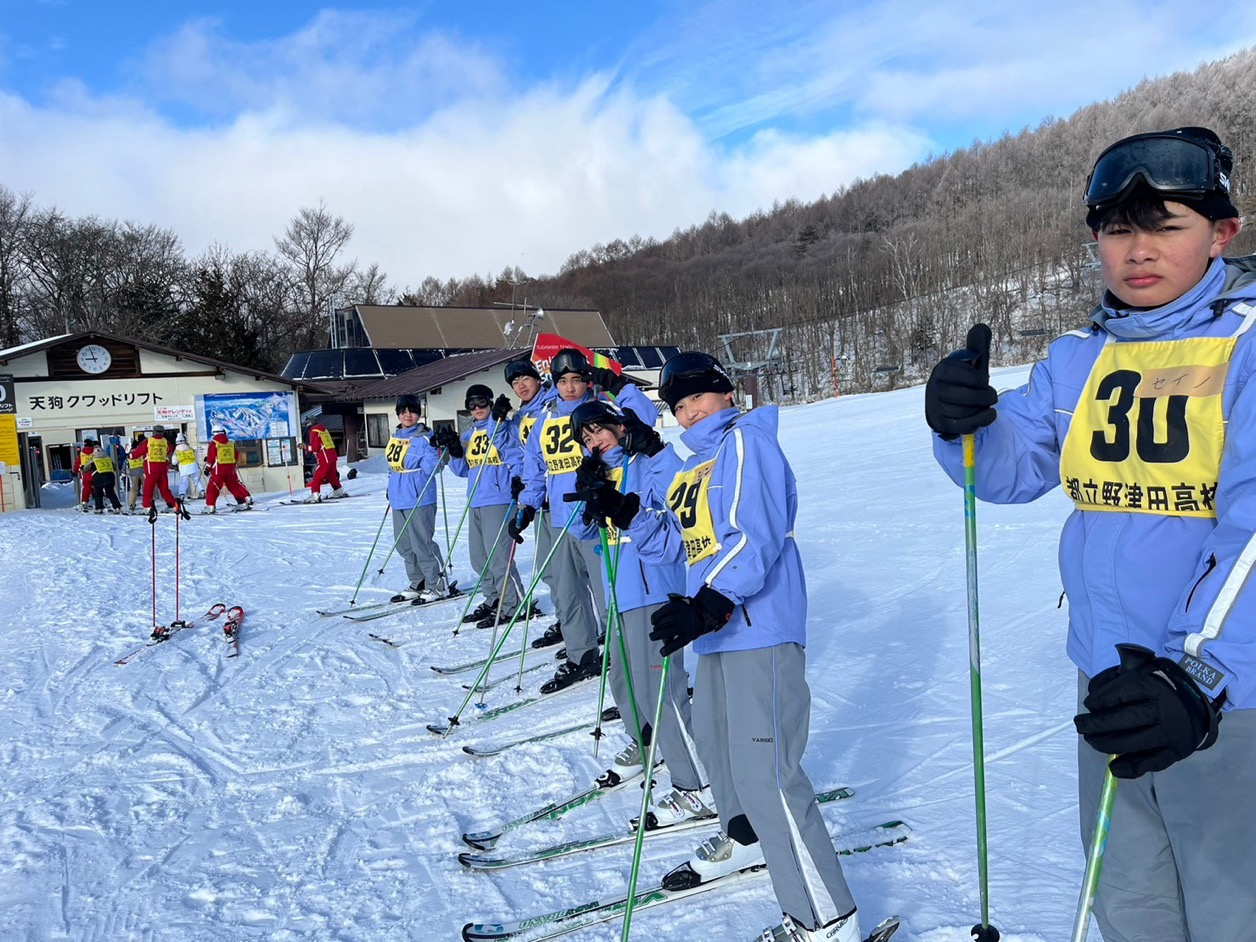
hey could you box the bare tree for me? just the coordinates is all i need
[0,186,34,347]
[273,200,357,342]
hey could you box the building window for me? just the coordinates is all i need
[236,440,263,468]
[367,414,392,448]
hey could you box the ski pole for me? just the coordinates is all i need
[513,508,545,686]
[149,503,158,631]
[173,501,183,627]
[1071,763,1118,942]
[348,502,392,605]
[451,499,515,638]
[442,418,505,579]
[595,524,644,759]
[437,502,583,737]
[373,447,448,579]
[476,534,521,705]
[620,654,672,942]
[962,432,1000,942]
[439,463,452,558]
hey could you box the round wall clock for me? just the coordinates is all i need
[76,344,112,374]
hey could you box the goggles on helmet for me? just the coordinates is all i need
[1084,133,1229,210]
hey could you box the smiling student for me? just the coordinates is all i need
[926,126,1255,942]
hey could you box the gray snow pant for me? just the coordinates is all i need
[542,520,600,666]
[470,503,521,611]
[533,509,561,618]
[614,604,704,791]
[693,643,855,931]
[1077,674,1256,942]
[392,505,445,591]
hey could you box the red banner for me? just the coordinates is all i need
[530,333,622,380]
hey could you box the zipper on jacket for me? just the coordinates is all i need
[1185,554,1218,611]
[638,560,651,594]
[741,603,752,626]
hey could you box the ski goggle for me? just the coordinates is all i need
[1084,133,1228,209]
[465,397,492,410]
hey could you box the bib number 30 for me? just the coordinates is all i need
[1090,369,1189,463]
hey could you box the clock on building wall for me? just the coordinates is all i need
[76,344,112,374]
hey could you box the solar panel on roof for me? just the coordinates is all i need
[343,349,379,376]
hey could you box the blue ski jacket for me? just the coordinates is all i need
[519,383,656,540]
[630,406,808,655]
[448,416,523,508]
[934,256,1256,710]
[386,424,441,510]
[580,443,687,613]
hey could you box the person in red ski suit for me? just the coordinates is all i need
[304,421,346,502]
[204,423,254,513]
[72,440,96,512]
[133,425,178,511]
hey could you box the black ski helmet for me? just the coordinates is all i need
[464,384,494,409]
[504,358,541,384]
[569,400,625,440]
[658,351,735,413]
[550,348,592,380]
[395,394,422,416]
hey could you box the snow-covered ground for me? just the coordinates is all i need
[1,368,1101,942]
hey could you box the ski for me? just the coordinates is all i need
[461,766,650,851]
[114,603,227,665]
[460,825,909,941]
[277,493,354,505]
[430,644,537,674]
[458,787,856,871]
[316,597,401,618]
[345,583,463,622]
[426,672,595,738]
[223,605,244,657]
[461,721,593,759]
[369,633,401,648]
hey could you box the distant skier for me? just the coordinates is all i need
[72,438,96,512]
[82,437,122,513]
[125,430,145,512]
[204,423,253,513]
[171,433,203,500]
[304,420,346,502]
[927,127,1253,942]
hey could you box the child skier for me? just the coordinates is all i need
[387,395,448,603]
[433,385,525,624]
[83,437,122,513]
[513,349,656,694]
[926,126,1253,942]
[171,433,203,500]
[204,423,253,513]
[621,351,865,942]
[568,399,713,825]
[305,420,347,502]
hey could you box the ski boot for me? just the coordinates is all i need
[755,911,862,942]
[634,785,717,831]
[662,830,764,890]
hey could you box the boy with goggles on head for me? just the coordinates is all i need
[387,395,447,603]
[616,351,867,942]
[433,385,527,627]
[927,126,1253,942]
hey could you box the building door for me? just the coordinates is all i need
[19,433,41,508]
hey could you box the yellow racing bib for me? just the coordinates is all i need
[128,455,144,470]
[216,441,236,464]
[177,448,196,467]
[385,436,411,473]
[147,438,169,463]
[1059,335,1235,518]
[92,456,115,474]
[318,429,335,450]
[540,416,582,474]
[466,429,502,468]
[667,459,719,564]
[518,415,538,447]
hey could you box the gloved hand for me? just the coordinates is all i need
[490,394,512,422]
[1073,643,1222,779]
[590,366,627,395]
[570,454,641,529]
[508,505,536,544]
[510,476,525,501]
[925,323,998,440]
[649,586,736,657]
[434,426,464,459]
[621,408,663,457]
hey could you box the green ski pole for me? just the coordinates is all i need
[347,501,391,605]
[373,447,448,579]
[963,432,1001,942]
[514,508,545,688]
[451,499,515,637]
[1071,763,1118,942]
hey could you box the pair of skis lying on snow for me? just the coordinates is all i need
[459,777,907,941]
[114,603,245,664]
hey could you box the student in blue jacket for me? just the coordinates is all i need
[926,126,1253,942]
[386,395,447,603]
[433,384,526,627]
[568,400,712,825]
[614,352,864,942]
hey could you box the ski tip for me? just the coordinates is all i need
[461,832,498,851]
[869,916,902,942]
[426,724,449,736]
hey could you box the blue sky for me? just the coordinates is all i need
[2,2,1254,287]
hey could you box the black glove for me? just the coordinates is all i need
[649,586,736,657]
[490,394,512,422]
[1073,643,1222,780]
[434,426,464,458]
[621,408,663,458]
[510,476,525,500]
[570,454,641,529]
[507,505,536,543]
[925,323,998,440]
[590,366,627,395]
